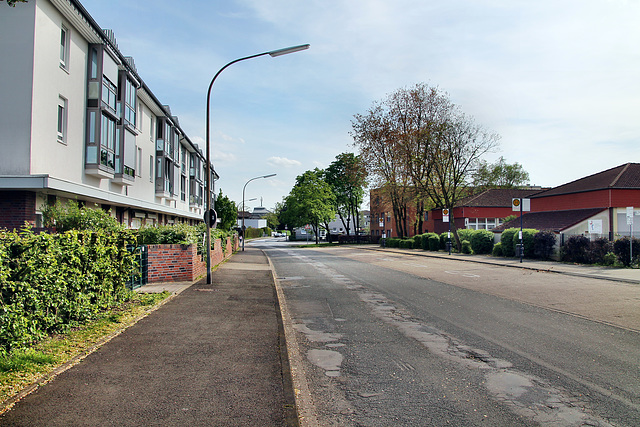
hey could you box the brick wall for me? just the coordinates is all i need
[0,191,37,230]
[147,237,238,283]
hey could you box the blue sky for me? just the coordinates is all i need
[81,0,640,212]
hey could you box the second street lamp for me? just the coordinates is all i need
[204,44,309,283]
[242,174,276,251]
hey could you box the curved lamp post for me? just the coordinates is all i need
[242,174,276,251]
[204,44,309,283]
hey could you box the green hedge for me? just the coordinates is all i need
[500,228,519,257]
[470,230,495,254]
[0,228,137,355]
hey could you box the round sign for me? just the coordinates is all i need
[204,209,218,228]
[513,199,520,207]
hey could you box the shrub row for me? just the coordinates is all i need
[382,228,555,260]
[0,227,137,355]
[561,235,640,266]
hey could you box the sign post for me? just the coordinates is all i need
[512,198,531,263]
[443,209,451,255]
[627,207,634,264]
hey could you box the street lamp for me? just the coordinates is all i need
[242,174,276,251]
[204,44,309,283]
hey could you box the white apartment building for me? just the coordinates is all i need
[0,0,216,229]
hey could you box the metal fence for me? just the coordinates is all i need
[126,245,148,290]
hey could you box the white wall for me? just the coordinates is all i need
[30,1,88,184]
[0,1,36,175]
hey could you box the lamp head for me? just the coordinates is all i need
[268,44,310,57]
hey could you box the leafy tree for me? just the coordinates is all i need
[2,0,28,6]
[282,169,336,244]
[214,190,237,231]
[324,153,367,236]
[473,156,530,189]
[263,211,280,231]
[353,83,500,246]
[352,99,417,238]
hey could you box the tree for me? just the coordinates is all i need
[424,110,500,249]
[2,0,28,6]
[263,211,280,231]
[352,103,414,238]
[353,82,500,248]
[282,169,336,244]
[214,190,237,231]
[472,156,530,189]
[324,153,367,237]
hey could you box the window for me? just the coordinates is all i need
[57,96,67,144]
[101,77,117,113]
[181,176,186,201]
[100,113,115,170]
[60,25,69,69]
[149,155,153,182]
[150,117,154,141]
[137,147,142,177]
[466,218,503,230]
[124,77,136,126]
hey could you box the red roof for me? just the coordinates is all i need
[457,188,544,207]
[495,208,606,233]
[533,163,640,198]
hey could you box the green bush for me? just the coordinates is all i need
[603,252,618,266]
[400,239,415,249]
[461,239,473,254]
[439,232,451,250]
[386,238,400,248]
[561,235,590,264]
[413,234,423,249]
[500,228,519,257]
[470,230,494,254]
[427,234,440,251]
[457,229,474,244]
[533,231,556,260]
[515,229,538,258]
[0,227,136,355]
[492,242,503,257]
[421,233,438,250]
[589,237,613,264]
[613,237,640,267]
[41,201,123,233]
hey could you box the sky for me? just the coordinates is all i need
[80,0,640,212]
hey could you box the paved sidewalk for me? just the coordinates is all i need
[367,246,640,285]
[0,248,296,426]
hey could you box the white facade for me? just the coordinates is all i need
[0,0,215,228]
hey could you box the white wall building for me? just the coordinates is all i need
[0,0,216,229]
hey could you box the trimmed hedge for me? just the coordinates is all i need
[500,228,519,257]
[0,228,137,355]
[470,230,494,254]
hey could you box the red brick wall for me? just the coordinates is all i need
[147,237,237,283]
[0,191,37,230]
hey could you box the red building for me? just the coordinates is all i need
[370,187,542,239]
[500,163,640,238]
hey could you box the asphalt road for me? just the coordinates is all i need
[258,241,640,426]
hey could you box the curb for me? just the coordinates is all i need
[266,251,319,427]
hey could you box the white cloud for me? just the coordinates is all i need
[267,156,302,167]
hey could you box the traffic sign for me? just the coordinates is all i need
[442,208,449,223]
[204,209,217,228]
